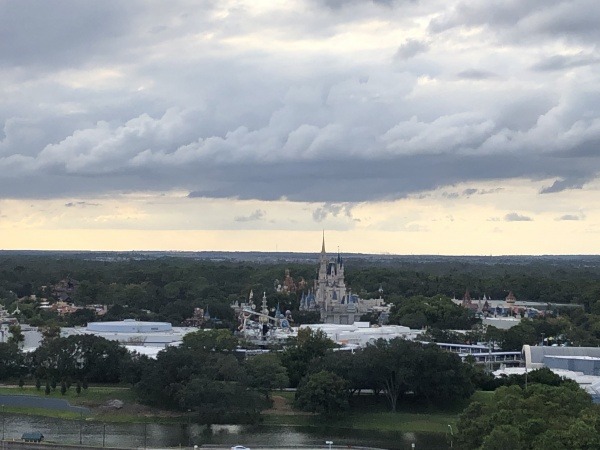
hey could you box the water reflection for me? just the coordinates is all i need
[1,415,450,449]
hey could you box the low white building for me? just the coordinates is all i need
[300,322,423,348]
[493,366,600,401]
[61,319,197,348]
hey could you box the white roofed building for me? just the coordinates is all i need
[61,319,197,347]
[300,322,423,347]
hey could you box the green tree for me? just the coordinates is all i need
[281,328,337,387]
[313,350,366,396]
[41,325,61,342]
[7,324,24,346]
[456,383,597,449]
[388,295,477,329]
[182,329,238,352]
[294,370,349,415]
[480,425,524,450]
[0,343,24,380]
[245,353,289,399]
[359,339,414,412]
[32,335,130,383]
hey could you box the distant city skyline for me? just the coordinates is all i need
[1,1,599,254]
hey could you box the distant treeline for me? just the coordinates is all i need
[1,253,600,327]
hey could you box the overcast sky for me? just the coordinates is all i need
[1,0,599,254]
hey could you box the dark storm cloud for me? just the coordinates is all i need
[1,106,598,202]
[1,0,599,204]
[505,213,533,222]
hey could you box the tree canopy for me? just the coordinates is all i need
[457,382,600,449]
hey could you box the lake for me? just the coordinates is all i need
[1,414,451,449]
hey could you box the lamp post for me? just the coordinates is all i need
[102,423,106,448]
[188,409,192,447]
[325,441,333,450]
[448,424,453,448]
[79,411,83,445]
[2,404,5,441]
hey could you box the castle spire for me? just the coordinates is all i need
[321,230,326,255]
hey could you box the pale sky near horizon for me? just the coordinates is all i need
[1,1,599,255]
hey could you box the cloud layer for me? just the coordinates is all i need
[1,0,599,204]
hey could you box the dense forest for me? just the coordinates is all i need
[2,252,600,313]
[1,251,600,349]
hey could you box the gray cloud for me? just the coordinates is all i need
[65,201,100,208]
[312,203,354,222]
[395,39,430,60]
[505,213,533,222]
[234,209,266,222]
[0,0,599,205]
[540,177,588,194]
[457,69,497,80]
[0,1,147,69]
[443,187,504,199]
[442,192,460,199]
[317,0,413,9]
[532,53,600,72]
[556,214,581,221]
[429,1,600,45]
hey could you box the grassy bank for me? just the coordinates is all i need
[261,390,490,434]
[262,410,457,433]
[1,385,486,433]
[0,385,175,423]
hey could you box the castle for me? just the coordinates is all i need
[300,235,385,324]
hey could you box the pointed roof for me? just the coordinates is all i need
[506,291,517,304]
[321,231,326,254]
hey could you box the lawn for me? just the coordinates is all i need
[261,390,483,434]
[0,385,489,431]
[0,385,161,422]
[0,385,136,406]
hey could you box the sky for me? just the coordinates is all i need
[1,0,599,255]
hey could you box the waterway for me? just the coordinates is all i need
[0,415,450,449]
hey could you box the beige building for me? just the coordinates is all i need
[300,236,385,324]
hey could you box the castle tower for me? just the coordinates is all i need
[315,234,347,312]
